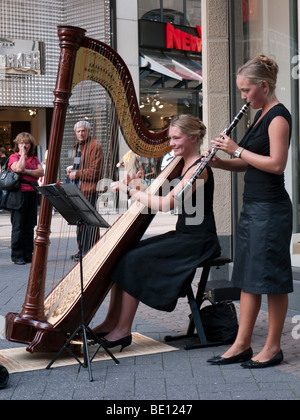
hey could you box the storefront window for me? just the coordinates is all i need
[138,0,161,20]
[140,90,200,132]
[138,0,201,26]
[163,0,184,19]
[231,0,299,236]
[186,0,201,27]
[138,0,202,132]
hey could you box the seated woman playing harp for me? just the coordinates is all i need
[90,114,221,351]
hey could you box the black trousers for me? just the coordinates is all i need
[77,193,100,255]
[10,191,37,262]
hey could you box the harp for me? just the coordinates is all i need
[5,26,183,352]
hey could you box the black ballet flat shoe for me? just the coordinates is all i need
[100,334,132,352]
[0,365,9,389]
[241,350,283,369]
[13,259,26,265]
[207,348,253,365]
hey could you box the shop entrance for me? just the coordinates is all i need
[0,121,30,156]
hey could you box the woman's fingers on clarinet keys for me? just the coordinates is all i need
[211,139,219,148]
[203,149,211,159]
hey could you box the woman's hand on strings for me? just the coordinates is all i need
[110,170,145,194]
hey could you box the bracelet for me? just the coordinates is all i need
[127,186,132,197]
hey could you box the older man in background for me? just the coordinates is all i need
[67,120,103,259]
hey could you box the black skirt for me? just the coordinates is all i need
[111,229,220,312]
[232,200,293,295]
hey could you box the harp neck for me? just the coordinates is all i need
[72,35,170,158]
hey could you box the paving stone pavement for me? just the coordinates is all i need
[1,210,300,402]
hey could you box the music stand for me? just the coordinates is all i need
[37,182,119,381]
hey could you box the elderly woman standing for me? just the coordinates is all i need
[8,132,44,265]
[207,54,293,368]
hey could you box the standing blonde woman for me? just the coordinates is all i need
[207,54,293,368]
[8,132,44,265]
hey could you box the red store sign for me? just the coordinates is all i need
[139,20,202,54]
[166,23,202,53]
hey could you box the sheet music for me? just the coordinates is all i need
[37,182,110,228]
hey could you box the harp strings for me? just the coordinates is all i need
[45,156,182,325]
[46,39,127,301]
[44,35,174,320]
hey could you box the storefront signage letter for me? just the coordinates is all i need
[0,39,44,75]
[166,23,202,53]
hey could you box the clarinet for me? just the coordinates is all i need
[174,102,250,202]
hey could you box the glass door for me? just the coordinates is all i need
[230,0,299,257]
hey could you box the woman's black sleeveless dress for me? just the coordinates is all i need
[232,104,293,295]
[111,160,221,312]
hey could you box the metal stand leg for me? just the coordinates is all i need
[46,221,119,381]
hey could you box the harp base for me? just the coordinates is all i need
[5,312,67,353]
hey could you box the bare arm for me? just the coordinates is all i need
[209,155,248,172]
[10,146,44,178]
[211,116,290,175]
[111,166,208,213]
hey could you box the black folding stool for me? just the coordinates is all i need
[165,255,235,350]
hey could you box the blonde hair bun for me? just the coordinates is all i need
[237,53,279,94]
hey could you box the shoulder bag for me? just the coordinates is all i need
[0,159,20,191]
[200,300,239,344]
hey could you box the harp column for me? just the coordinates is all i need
[6,27,87,342]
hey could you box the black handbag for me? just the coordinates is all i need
[2,188,24,210]
[200,300,239,344]
[0,159,20,191]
